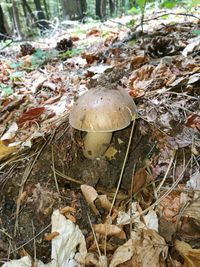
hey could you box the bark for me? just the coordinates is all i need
[109,0,115,15]
[34,0,49,29]
[22,0,37,22]
[96,0,107,19]
[61,0,86,20]
[12,0,23,39]
[0,4,9,40]
[43,0,50,20]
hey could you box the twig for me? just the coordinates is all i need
[134,12,199,31]
[14,140,49,237]
[143,12,200,23]
[87,212,102,258]
[130,163,136,236]
[131,158,191,220]
[140,0,148,45]
[104,120,136,257]
[31,220,37,263]
[0,229,12,240]
[52,168,82,185]
[9,223,51,255]
[51,145,60,195]
[109,119,136,216]
[156,150,176,194]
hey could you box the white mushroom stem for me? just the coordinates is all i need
[83,132,112,159]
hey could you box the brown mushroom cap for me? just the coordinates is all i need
[69,87,137,132]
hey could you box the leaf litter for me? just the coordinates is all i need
[0,6,200,267]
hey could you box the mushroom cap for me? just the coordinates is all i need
[69,87,137,132]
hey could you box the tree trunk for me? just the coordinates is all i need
[22,0,37,22]
[0,4,9,40]
[96,0,107,19]
[43,0,50,20]
[34,0,49,29]
[12,0,23,39]
[61,0,85,20]
[80,0,87,15]
[109,0,115,15]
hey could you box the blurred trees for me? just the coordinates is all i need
[0,4,9,40]
[0,0,195,40]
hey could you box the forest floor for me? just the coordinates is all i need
[0,5,200,267]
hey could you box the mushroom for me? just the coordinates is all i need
[69,86,137,159]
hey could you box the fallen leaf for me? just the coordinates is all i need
[82,52,99,64]
[185,114,200,133]
[1,122,18,141]
[110,229,167,267]
[144,210,158,231]
[159,191,181,222]
[86,28,101,37]
[60,206,76,215]
[44,231,60,241]
[130,55,148,69]
[110,239,134,267]
[104,146,118,160]
[0,140,17,160]
[17,107,45,127]
[93,223,126,239]
[98,194,112,211]
[81,184,99,215]
[139,229,168,267]
[131,167,153,194]
[175,240,200,267]
[182,37,200,57]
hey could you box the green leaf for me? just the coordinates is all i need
[161,1,177,9]
[59,48,83,58]
[29,49,48,69]
[9,71,23,78]
[126,19,136,27]
[191,0,199,7]
[192,29,200,36]
[137,0,146,9]
[9,61,22,69]
[0,83,13,97]
[128,6,139,14]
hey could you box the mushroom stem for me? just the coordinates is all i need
[83,132,112,159]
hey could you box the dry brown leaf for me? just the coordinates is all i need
[86,28,101,37]
[130,166,153,194]
[19,191,28,203]
[93,223,126,239]
[0,140,17,160]
[104,146,118,160]
[60,206,76,222]
[82,52,99,64]
[110,239,134,267]
[17,107,45,127]
[128,65,155,97]
[175,240,200,267]
[110,229,167,267]
[159,191,181,222]
[185,114,200,133]
[65,214,76,223]
[44,93,62,105]
[44,231,59,241]
[70,35,80,42]
[104,32,118,46]
[98,194,112,211]
[60,206,76,215]
[139,229,168,267]
[81,184,99,215]
[130,55,149,68]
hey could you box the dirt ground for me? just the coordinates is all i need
[0,118,154,261]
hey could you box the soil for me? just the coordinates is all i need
[0,117,154,263]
